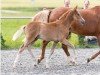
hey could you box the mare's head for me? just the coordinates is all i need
[59,6,85,25]
[70,6,85,25]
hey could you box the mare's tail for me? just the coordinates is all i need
[12,25,26,41]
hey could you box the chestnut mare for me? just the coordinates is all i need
[38,6,100,64]
[13,7,85,68]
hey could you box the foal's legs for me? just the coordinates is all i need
[48,41,58,59]
[37,40,49,64]
[61,39,76,65]
[27,38,38,64]
[62,44,74,64]
[45,41,58,68]
[13,43,28,68]
[13,38,37,68]
[62,44,70,56]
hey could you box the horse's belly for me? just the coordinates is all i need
[39,34,58,41]
[39,32,64,41]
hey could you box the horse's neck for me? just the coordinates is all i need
[71,22,94,35]
[60,12,74,28]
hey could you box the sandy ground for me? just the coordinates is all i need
[1,48,100,75]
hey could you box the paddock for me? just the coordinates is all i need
[1,0,100,75]
[1,48,100,75]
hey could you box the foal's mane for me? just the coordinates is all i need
[59,8,76,21]
[59,10,71,20]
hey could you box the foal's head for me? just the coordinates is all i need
[69,6,85,25]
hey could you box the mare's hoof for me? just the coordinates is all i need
[45,65,50,69]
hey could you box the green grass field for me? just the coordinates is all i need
[1,0,99,49]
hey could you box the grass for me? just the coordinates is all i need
[1,19,29,49]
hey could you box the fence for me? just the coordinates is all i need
[1,17,32,19]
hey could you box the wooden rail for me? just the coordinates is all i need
[1,17,32,19]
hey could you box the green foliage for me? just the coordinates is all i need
[78,35,85,47]
[0,33,8,49]
[68,33,79,46]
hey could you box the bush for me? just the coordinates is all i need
[0,33,8,49]
[78,35,85,47]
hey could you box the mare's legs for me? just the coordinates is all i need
[97,35,100,46]
[87,51,100,63]
[87,35,100,63]
[37,40,49,64]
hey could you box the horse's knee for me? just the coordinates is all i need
[19,44,28,53]
[43,40,49,46]
[62,44,68,49]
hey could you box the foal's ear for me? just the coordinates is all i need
[73,6,78,12]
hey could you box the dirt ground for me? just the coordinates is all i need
[1,48,100,75]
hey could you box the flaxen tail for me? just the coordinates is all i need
[12,25,26,41]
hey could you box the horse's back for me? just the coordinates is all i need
[91,6,100,15]
[32,9,50,23]
[49,7,70,22]
[91,6,100,33]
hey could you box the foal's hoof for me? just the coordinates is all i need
[68,61,77,66]
[12,66,17,71]
[87,58,90,63]
[45,64,50,69]
[12,64,17,69]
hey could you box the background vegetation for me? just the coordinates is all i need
[1,0,100,49]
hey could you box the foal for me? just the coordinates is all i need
[13,7,84,68]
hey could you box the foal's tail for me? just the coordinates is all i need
[12,25,26,41]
